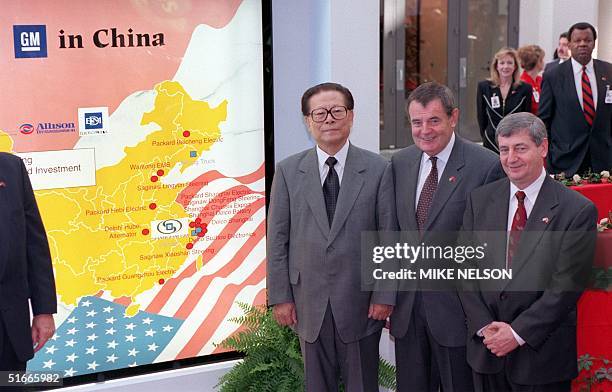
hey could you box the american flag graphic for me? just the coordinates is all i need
[27,296,183,376]
[143,162,268,361]
[29,162,267,375]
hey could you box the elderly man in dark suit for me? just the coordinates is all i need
[0,153,56,373]
[389,82,504,391]
[459,112,597,391]
[267,82,395,391]
[539,22,612,175]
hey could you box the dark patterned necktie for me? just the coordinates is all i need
[323,157,340,225]
[507,191,527,268]
[582,66,595,127]
[416,156,438,231]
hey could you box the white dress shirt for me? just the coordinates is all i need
[415,133,456,207]
[506,168,547,232]
[571,57,598,110]
[316,141,349,186]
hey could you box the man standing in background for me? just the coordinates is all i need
[544,32,570,73]
[539,22,612,175]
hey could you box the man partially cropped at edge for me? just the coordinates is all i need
[0,152,56,375]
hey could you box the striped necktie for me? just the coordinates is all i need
[581,65,595,127]
[416,156,438,231]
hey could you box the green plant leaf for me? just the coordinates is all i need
[215,303,397,391]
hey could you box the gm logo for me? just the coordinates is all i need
[157,219,183,234]
[13,25,47,58]
[84,112,103,129]
[150,217,189,239]
[19,123,35,134]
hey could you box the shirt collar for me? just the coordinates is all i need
[571,57,594,75]
[509,168,547,205]
[421,132,455,165]
[317,140,349,170]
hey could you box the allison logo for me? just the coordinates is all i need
[19,123,34,134]
[151,218,189,239]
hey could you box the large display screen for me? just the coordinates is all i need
[1,0,266,378]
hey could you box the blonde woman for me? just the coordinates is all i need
[476,47,532,152]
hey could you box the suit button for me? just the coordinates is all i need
[328,246,334,251]
[500,293,507,300]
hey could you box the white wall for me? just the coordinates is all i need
[598,0,612,60]
[272,0,380,163]
[518,0,608,62]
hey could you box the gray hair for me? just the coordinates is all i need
[496,112,547,146]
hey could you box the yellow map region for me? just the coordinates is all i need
[0,81,227,315]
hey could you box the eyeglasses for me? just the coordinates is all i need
[309,106,349,122]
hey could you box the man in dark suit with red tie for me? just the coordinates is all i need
[389,82,504,391]
[460,112,597,391]
[0,152,56,375]
[539,22,612,175]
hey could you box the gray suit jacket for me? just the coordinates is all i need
[459,176,597,384]
[267,143,396,343]
[388,136,504,346]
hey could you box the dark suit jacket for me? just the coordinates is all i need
[459,176,597,385]
[0,152,56,362]
[544,59,563,74]
[539,59,612,174]
[477,80,533,152]
[388,136,504,346]
[266,144,396,343]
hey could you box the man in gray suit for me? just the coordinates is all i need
[460,112,597,391]
[267,82,396,391]
[388,82,503,391]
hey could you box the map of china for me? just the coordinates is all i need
[0,81,227,316]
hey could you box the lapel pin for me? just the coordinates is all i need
[449,176,456,183]
[0,181,5,188]
[542,217,549,224]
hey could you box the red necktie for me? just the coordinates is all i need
[416,156,438,231]
[582,66,595,127]
[507,191,527,268]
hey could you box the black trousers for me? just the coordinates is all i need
[0,317,27,392]
[395,292,473,392]
[473,371,571,392]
